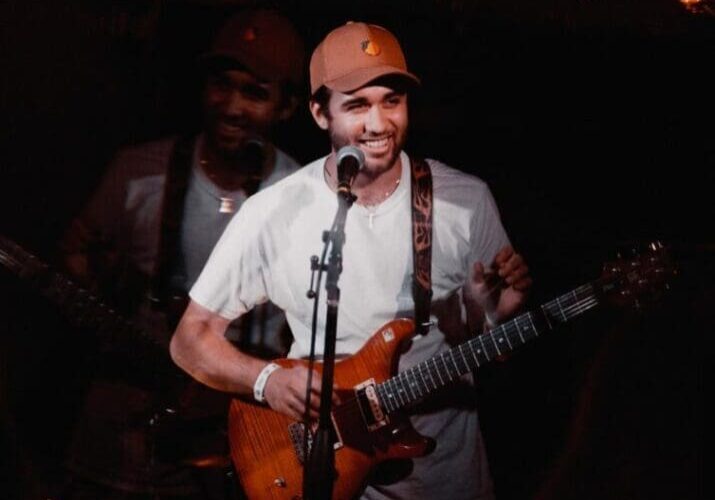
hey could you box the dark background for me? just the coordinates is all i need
[1,1,710,499]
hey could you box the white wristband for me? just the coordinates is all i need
[253,363,280,403]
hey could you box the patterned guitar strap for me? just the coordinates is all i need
[410,156,433,336]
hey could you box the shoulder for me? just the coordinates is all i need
[262,146,302,187]
[423,158,491,200]
[110,136,180,178]
[238,156,327,216]
[272,147,301,174]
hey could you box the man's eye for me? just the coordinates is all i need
[241,85,270,101]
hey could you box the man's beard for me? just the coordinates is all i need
[328,130,404,180]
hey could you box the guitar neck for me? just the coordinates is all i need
[376,281,603,413]
[1,236,167,365]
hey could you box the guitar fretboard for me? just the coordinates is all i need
[375,282,601,413]
[1,236,168,369]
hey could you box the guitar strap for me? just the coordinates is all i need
[150,135,195,320]
[409,156,433,336]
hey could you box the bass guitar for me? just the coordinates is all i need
[0,234,228,467]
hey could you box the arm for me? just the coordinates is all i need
[171,300,329,420]
[59,152,128,285]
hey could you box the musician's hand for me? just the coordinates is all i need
[263,365,338,421]
[468,246,532,324]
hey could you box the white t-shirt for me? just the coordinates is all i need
[191,151,509,499]
[192,152,508,357]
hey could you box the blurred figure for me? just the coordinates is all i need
[59,8,304,499]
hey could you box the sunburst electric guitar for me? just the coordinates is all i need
[228,242,673,499]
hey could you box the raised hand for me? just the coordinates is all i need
[467,246,532,325]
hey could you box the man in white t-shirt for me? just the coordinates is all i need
[171,22,531,499]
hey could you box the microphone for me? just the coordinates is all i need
[335,146,365,196]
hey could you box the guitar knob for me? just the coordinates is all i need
[274,477,287,488]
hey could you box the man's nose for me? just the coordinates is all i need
[364,106,388,134]
[222,90,247,117]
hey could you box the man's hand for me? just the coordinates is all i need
[263,365,338,421]
[467,246,532,324]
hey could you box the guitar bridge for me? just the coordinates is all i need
[288,419,343,465]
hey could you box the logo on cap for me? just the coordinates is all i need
[361,39,381,56]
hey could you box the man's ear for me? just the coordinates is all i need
[309,99,329,130]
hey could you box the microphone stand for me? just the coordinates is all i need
[303,188,355,500]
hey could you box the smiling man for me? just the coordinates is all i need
[60,9,304,499]
[172,22,531,499]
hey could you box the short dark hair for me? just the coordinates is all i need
[310,85,332,119]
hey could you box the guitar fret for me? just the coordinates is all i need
[501,325,514,350]
[527,312,538,337]
[447,351,461,377]
[489,330,503,356]
[564,290,580,320]
[478,335,491,361]
[467,340,481,368]
[540,304,554,329]
[515,317,527,343]
[398,374,415,403]
[555,296,568,322]
[457,344,471,372]
[449,349,463,375]
[386,379,403,407]
[376,385,391,413]
[395,377,409,406]
[418,369,429,395]
[417,363,434,391]
[380,384,396,412]
[439,354,454,382]
[394,375,410,406]
[431,358,445,386]
[407,369,423,399]
[424,362,437,390]
[376,384,392,412]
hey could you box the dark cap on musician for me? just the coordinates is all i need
[202,9,305,86]
[309,21,420,95]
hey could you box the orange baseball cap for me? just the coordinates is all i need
[202,9,305,86]
[310,22,420,95]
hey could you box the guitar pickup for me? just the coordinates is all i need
[355,379,389,431]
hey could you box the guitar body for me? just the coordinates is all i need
[228,318,434,499]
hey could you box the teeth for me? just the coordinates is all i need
[363,138,389,149]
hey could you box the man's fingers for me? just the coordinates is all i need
[497,252,523,276]
[512,276,533,292]
[494,246,514,265]
[504,264,529,285]
[472,261,486,284]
